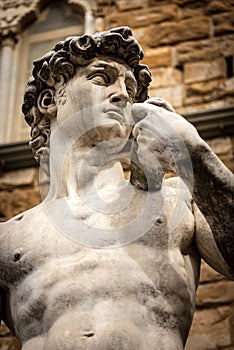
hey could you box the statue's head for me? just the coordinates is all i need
[22,26,152,162]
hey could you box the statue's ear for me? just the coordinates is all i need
[38,89,57,117]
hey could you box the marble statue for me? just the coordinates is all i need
[0,27,233,350]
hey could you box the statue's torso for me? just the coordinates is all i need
[0,178,200,349]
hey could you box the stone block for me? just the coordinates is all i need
[0,335,21,350]
[186,78,224,94]
[177,97,234,115]
[184,58,226,84]
[184,76,234,105]
[115,0,143,11]
[207,136,233,157]
[149,85,184,108]
[150,67,182,88]
[175,38,222,65]
[180,6,204,20]
[172,0,198,4]
[0,187,41,221]
[213,12,234,35]
[206,136,234,173]
[132,27,147,43]
[95,17,105,32]
[185,306,234,350]
[106,5,179,28]
[205,1,233,15]
[196,280,234,307]
[148,17,210,46]
[0,168,36,190]
[175,35,234,65]
[142,47,172,68]
[200,260,225,283]
[223,76,234,94]
[148,0,173,5]
[184,78,230,104]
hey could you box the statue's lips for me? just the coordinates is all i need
[104,109,124,123]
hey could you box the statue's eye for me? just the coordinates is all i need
[88,73,109,85]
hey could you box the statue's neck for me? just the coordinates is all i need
[46,139,126,201]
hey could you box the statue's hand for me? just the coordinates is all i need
[130,98,200,190]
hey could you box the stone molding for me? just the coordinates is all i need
[184,105,234,139]
[0,0,94,39]
[0,141,38,174]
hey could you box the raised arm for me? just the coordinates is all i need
[191,137,234,271]
[131,99,234,272]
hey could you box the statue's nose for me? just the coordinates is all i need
[109,80,129,105]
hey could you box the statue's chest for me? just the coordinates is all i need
[79,183,195,251]
[0,180,195,286]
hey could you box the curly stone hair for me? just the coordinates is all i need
[22,26,152,163]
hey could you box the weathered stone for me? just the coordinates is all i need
[132,27,147,43]
[95,17,105,32]
[184,78,233,104]
[0,335,21,350]
[148,17,210,46]
[175,35,234,65]
[173,0,199,4]
[142,47,172,68]
[106,5,179,28]
[175,39,222,65]
[180,6,204,20]
[150,67,182,88]
[184,77,234,104]
[186,78,224,95]
[223,76,234,94]
[196,280,234,307]
[213,12,234,35]
[207,137,234,173]
[0,168,36,190]
[177,96,234,115]
[149,85,184,107]
[200,260,225,283]
[147,0,172,6]
[0,324,11,336]
[115,0,143,11]
[205,0,233,14]
[208,137,233,157]
[0,187,41,221]
[185,306,234,350]
[184,58,226,84]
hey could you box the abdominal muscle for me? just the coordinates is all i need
[16,244,194,350]
[22,307,184,350]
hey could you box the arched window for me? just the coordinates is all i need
[11,1,88,142]
[23,3,84,81]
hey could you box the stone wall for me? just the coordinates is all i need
[95,0,234,113]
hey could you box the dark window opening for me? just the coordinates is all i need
[175,64,184,72]
[225,56,233,78]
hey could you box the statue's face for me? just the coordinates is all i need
[54,56,137,151]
